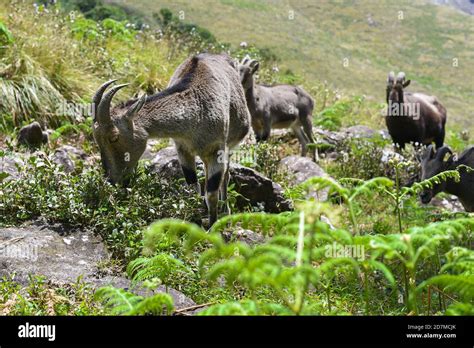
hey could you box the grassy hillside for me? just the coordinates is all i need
[1,1,474,318]
[110,0,474,134]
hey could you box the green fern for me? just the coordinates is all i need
[418,275,474,301]
[95,286,174,315]
[127,253,191,289]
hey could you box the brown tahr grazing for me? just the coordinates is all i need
[92,53,250,226]
[385,71,447,150]
[420,145,474,212]
[239,56,317,160]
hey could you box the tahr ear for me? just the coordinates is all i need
[403,80,411,88]
[124,94,147,122]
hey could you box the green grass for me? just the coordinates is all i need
[0,0,187,130]
[0,275,104,315]
[0,0,473,316]
[110,0,474,135]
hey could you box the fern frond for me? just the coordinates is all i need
[95,286,143,315]
[127,293,174,315]
[418,275,474,301]
[127,253,191,284]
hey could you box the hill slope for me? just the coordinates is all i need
[109,0,474,133]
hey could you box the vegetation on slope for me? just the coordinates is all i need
[113,0,474,134]
[0,0,473,316]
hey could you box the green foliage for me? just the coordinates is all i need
[315,99,352,130]
[0,20,13,45]
[101,18,135,41]
[70,17,103,41]
[446,130,471,153]
[127,253,191,289]
[95,286,174,315]
[0,275,103,315]
[419,275,474,301]
[235,141,290,184]
[153,7,218,45]
[61,0,130,23]
[0,150,203,259]
[325,136,397,180]
[117,197,473,316]
[446,303,474,315]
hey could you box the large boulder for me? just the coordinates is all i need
[150,147,292,213]
[91,276,196,310]
[344,125,376,139]
[222,227,266,245]
[17,121,48,149]
[0,221,109,284]
[427,195,464,213]
[52,145,89,173]
[230,164,292,213]
[280,155,331,201]
[0,221,195,310]
[0,152,26,181]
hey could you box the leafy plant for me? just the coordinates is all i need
[95,286,174,315]
[0,20,13,45]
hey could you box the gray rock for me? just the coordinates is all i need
[17,122,48,149]
[313,126,385,152]
[0,152,26,181]
[0,221,108,284]
[141,139,171,161]
[380,145,406,164]
[222,227,266,246]
[313,127,345,149]
[429,195,464,213]
[52,145,88,173]
[230,163,292,213]
[150,147,292,213]
[150,146,187,178]
[343,125,376,139]
[91,276,196,310]
[280,155,331,201]
[0,221,196,311]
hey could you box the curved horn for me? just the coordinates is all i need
[97,83,129,126]
[249,59,259,68]
[92,79,118,120]
[435,146,453,161]
[396,72,406,84]
[387,71,395,84]
[241,55,251,65]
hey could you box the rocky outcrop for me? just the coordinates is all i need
[0,221,195,310]
[280,155,331,201]
[221,227,266,245]
[52,145,89,173]
[230,164,292,213]
[0,221,109,284]
[0,152,25,181]
[150,147,292,213]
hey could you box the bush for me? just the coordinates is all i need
[0,150,203,259]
